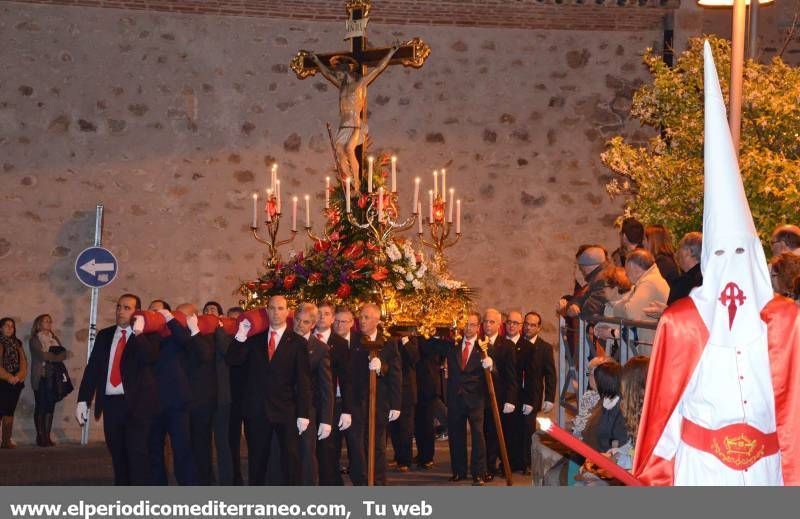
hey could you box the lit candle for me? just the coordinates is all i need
[456,199,461,234]
[428,190,433,222]
[536,418,643,486]
[304,195,311,228]
[448,188,455,223]
[271,164,277,192]
[367,156,374,193]
[433,170,438,198]
[378,187,384,220]
[251,193,258,228]
[345,177,351,213]
[292,196,298,232]
[417,203,423,234]
[325,176,330,209]
[276,180,282,214]
[391,156,397,193]
[441,168,446,197]
[413,177,420,213]
[266,189,272,223]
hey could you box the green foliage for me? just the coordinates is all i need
[603,36,800,244]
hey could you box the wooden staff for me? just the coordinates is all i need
[364,339,383,486]
[477,338,513,486]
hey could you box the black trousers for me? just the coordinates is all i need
[244,415,301,485]
[414,399,436,464]
[228,365,246,485]
[102,395,152,485]
[190,403,215,485]
[148,406,196,485]
[447,396,486,479]
[390,400,415,466]
[484,405,513,474]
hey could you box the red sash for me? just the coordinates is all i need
[681,419,779,471]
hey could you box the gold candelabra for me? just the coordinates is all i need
[251,192,297,269]
[418,193,461,268]
[346,186,417,248]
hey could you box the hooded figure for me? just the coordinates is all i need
[632,41,800,486]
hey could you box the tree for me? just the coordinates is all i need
[602,36,800,244]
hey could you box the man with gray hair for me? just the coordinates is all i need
[770,224,800,257]
[668,231,704,305]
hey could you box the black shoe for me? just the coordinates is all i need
[339,467,350,475]
[484,472,495,482]
[449,474,466,482]
[472,476,485,486]
[397,465,410,473]
[417,461,434,470]
[520,467,531,476]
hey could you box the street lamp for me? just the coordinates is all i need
[697,0,773,154]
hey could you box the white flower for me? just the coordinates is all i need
[411,279,423,290]
[392,265,406,274]
[417,264,427,277]
[386,243,402,262]
[396,281,406,290]
[406,272,415,282]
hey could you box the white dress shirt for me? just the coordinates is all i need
[268,324,287,352]
[315,328,332,344]
[105,325,132,395]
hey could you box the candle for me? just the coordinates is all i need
[428,190,433,222]
[304,195,310,228]
[417,203,423,234]
[325,176,330,209]
[378,187,384,220]
[441,168,446,196]
[536,418,643,486]
[271,164,277,192]
[266,189,272,223]
[276,180,282,214]
[391,156,397,193]
[251,193,258,228]
[367,156,374,193]
[345,177,351,213]
[433,170,438,198]
[456,199,461,234]
[413,177,420,213]
[448,188,455,223]
[291,196,298,232]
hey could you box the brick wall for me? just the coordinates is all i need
[11,0,678,31]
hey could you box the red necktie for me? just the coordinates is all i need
[110,330,127,387]
[268,330,277,360]
[461,341,471,370]
[315,333,324,341]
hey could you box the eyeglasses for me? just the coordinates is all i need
[506,321,522,326]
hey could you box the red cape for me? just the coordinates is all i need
[633,296,800,485]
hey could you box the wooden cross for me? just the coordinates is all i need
[290,0,430,186]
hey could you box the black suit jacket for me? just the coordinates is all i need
[155,320,192,411]
[350,332,402,414]
[306,335,334,427]
[326,332,353,414]
[186,332,217,409]
[427,337,487,411]
[667,263,703,305]
[77,325,160,420]
[518,336,556,413]
[226,328,312,423]
[485,336,518,408]
[397,336,420,408]
[416,337,444,402]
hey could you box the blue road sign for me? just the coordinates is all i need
[75,247,118,288]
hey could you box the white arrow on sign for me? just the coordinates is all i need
[79,258,115,277]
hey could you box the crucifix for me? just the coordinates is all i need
[290,0,430,191]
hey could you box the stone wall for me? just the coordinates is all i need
[5,0,796,442]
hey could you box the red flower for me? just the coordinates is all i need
[358,194,368,209]
[371,267,389,281]
[336,283,352,299]
[349,271,363,280]
[353,257,371,269]
[328,231,341,242]
[314,240,331,252]
[366,242,381,252]
[343,243,364,259]
[308,272,322,284]
[259,281,274,291]
[246,281,256,290]
[283,274,297,290]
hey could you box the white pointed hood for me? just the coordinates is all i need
[689,41,773,344]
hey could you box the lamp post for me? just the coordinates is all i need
[697,0,774,154]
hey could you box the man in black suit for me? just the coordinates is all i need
[294,302,334,485]
[226,295,312,486]
[481,308,518,481]
[225,306,246,485]
[330,307,359,483]
[75,293,160,485]
[414,335,445,470]
[179,303,217,485]
[390,334,419,471]
[504,310,528,473]
[147,299,196,486]
[426,311,494,485]
[314,302,352,485]
[348,303,401,486]
[517,311,556,475]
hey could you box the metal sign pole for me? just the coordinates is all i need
[81,203,104,445]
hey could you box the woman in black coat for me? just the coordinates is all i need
[0,318,28,449]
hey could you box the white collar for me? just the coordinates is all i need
[602,396,620,410]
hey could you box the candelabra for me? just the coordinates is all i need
[250,192,297,269]
[345,183,417,249]
[418,192,461,270]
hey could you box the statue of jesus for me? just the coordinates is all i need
[311,44,400,190]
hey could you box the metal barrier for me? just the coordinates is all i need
[557,314,658,428]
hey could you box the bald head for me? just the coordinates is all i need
[359,303,381,336]
[176,303,197,316]
[505,310,523,339]
[483,308,502,337]
[771,224,800,257]
[267,295,289,328]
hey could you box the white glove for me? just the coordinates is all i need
[75,401,89,425]
[235,319,251,342]
[369,357,381,373]
[317,423,332,440]
[522,404,534,416]
[502,403,515,414]
[157,309,174,322]
[297,417,310,435]
[541,401,554,413]
[388,409,401,422]
[132,315,145,335]
[481,356,493,370]
[338,413,352,431]
[186,314,200,336]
